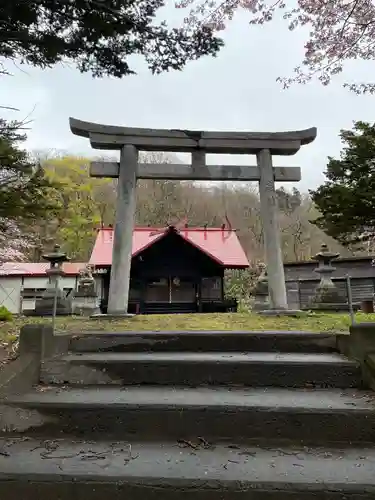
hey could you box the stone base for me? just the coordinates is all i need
[23,310,71,317]
[252,298,270,312]
[306,303,359,312]
[74,307,101,317]
[34,291,72,317]
[90,313,135,320]
[72,295,100,317]
[257,309,306,317]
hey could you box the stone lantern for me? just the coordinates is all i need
[34,244,72,316]
[308,244,348,311]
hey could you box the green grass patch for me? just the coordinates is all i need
[0,311,374,345]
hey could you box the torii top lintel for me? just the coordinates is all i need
[70,117,317,156]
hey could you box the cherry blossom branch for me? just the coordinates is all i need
[0,218,31,264]
[175,0,375,92]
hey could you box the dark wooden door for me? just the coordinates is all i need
[170,278,196,303]
[145,278,169,303]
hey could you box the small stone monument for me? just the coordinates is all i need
[308,244,349,311]
[252,263,270,311]
[72,264,100,316]
[34,244,72,316]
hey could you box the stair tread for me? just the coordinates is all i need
[8,386,375,412]
[70,331,339,353]
[1,437,375,492]
[71,330,336,338]
[64,351,357,365]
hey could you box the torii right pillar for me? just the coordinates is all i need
[255,131,317,313]
[257,149,289,311]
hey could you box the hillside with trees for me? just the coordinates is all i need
[6,121,374,274]
[20,154,345,266]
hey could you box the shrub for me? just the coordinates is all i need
[0,306,13,322]
[238,298,253,313]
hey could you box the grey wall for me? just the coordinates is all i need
[284,257,375,309]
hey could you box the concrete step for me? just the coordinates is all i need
[6,386,375,443]
[41,352,362,388]
[69,330,340,354]
[142,302,197,314]
[0,436,375,499]
[143,308,197,314]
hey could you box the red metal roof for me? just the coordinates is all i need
[90,226,249,268]
[0,227,249,277]
[0,262,85,277]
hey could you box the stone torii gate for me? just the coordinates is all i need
[70,118,317,316]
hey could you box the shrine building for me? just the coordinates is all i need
[92,224,249,314]
[0,224,249,315]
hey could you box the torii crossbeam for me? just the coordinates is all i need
[70,117,317,315]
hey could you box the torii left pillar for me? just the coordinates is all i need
[107,145,138,315]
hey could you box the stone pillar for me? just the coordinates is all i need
[257,149,288,310]
[72,265,100,316]
[252,263,270,311]
[107,145,138,315]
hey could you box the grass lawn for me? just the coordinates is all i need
[1,312,374,346]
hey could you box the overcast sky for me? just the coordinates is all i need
[2,7,375,191]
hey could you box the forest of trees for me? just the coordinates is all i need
[20,153,347,266]
[4,119,374,274]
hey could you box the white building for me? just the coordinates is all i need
[0,262,86,314]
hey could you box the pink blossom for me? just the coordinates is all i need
[175,0,375,92]
[0,218,30,265]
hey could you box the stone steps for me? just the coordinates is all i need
[2,328,375,498]
[69,331,340,354]
[6,385,375,443]
[41,351,361,388]
[0,436,375,499]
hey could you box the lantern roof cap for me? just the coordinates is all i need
[312,243,340,262]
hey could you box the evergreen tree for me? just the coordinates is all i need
[0,119,57,220]
[310,121,375,245]
[1,0,222,77]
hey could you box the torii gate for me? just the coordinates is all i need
[70,118,317,316]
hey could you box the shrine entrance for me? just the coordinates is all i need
[145,277,196,304]
[94,225,245,315]
[70,117,317,315]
